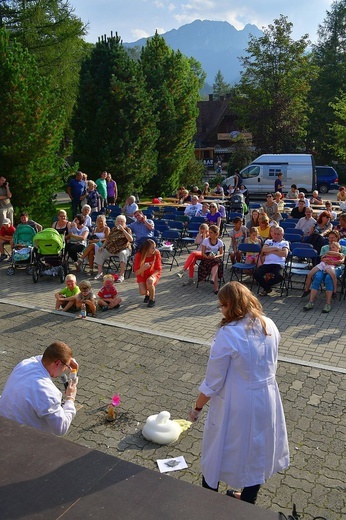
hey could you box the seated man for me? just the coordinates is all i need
[295,207,316,237]
[289,200,306,219]
[184,195,201,219]
[17,211,42,232]
[212,183,224,198]
[254,227,289,296]
[322,201,337,220]
[310,190,323,206]
[0,217,16,261]
[128,210,154,247]
[262,193,280,222]
[122,195,138,223]
[295,192,310,207]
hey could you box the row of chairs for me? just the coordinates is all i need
[229,241,346,300]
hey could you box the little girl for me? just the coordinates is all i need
[177,223,209,285]
[133,239,162,308]
[244,227,262,267]
[97,274,122,311]
[302,242,345,297]
[229,217,247,264]
[75,279,97,317]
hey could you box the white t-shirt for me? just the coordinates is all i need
[263,239,289,266]
[202,237,223,254]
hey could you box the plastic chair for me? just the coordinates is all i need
[286,247,319,293]
[158,230,181,270]
[229,243,262,289]
[284,233,302,244]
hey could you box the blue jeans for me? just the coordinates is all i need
[311,266,344,292]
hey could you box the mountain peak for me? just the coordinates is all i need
[124,20,263,85]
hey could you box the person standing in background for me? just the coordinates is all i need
[0,176,14,225]
[95,171,108,210]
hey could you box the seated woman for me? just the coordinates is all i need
[65,214,89,263]
[198,225,224,294]
[76,214,110,275]
[93,214,133,282]
[177,223,209,284]
[206,203,221,228]
[303,230,346,313]
[304,210,332,253]
[202,182,211,197]
[303,241,344,298]
[257,214,271,242]
[52,209,71,237]
[246,209,260,231]
[133,239,162,308]
[335,212,346,239]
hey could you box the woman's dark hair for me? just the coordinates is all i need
[75,214,85,225]
[326,229,340,240]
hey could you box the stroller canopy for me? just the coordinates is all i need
[33,228,65,255]
[13,224,37,246]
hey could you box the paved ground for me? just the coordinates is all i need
[0,199,345,519]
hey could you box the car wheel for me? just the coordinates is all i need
[319,184,329,194]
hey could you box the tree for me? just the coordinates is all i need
[213,70,231,99]
[0,28,65,219]
[72,33,158,194]
[307,1,346,162]
[235,15,316,153]
[140,33,200,195]
[330,93,346,160]
[226,137,255,173]
[0,0,87,123]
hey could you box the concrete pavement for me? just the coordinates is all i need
[0,226,345,519]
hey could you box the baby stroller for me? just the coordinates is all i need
[227,193,246,223]
[31,228,67,283]
[7,225,36,276]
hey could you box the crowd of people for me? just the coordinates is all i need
[1,168,346,506]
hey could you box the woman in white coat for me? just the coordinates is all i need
[189,281,289,504]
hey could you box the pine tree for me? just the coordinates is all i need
[0,27,65,219]
[140,33,199,195]
[213,70,231,99]
[72,33,158,194]
[1,0,87,122]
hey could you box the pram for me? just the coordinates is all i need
[227,193,247,223]
[7,225,36,276]
[31,228,67,283]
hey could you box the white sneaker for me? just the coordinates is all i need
[94,272,104,280]
[116,275,124,283]
[176,270,184,278]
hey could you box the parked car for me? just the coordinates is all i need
[223,154,316,195]
[316,166,339,194]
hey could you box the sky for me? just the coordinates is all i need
[70,0,334,45]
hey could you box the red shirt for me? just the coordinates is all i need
[133,251,162,283]
[0,225,16,238]
[98,285,118,299]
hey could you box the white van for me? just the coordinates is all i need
[224,154,316,195]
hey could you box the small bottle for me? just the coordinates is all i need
[81,302,86,319]
[69,369,78,382]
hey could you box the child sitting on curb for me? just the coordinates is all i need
[97,274,122,311]
[76,279,97,317]
[55,274,80,312]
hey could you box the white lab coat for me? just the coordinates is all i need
[199,316,289,489]
[0,355,75,436]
